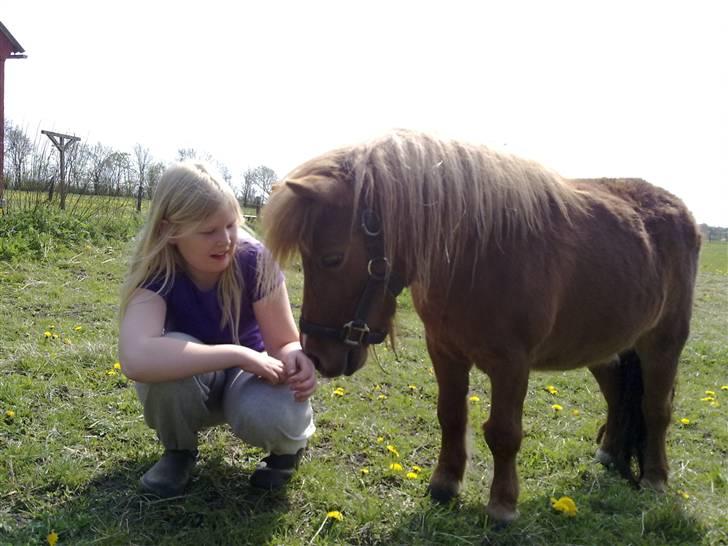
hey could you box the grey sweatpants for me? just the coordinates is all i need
[134,332,315,454]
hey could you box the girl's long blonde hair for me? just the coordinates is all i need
[119,161,245,342]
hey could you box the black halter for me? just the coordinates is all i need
[299,209,406,347]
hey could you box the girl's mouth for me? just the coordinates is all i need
[210,249,231,260]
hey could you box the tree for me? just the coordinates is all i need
[133,144,151,212]
[106,152,131,196]
[4,121,33,187]
[243,165,278,203]
[177,147,197,161]
[85,143,111,195]
[146,161,165,199]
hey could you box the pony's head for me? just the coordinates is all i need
[262,159,404,376]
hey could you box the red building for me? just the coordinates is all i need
[0,21,26,198]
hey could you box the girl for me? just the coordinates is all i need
[118,161,316,498]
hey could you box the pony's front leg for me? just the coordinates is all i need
[482,360,529,523]
[427,338,472,503]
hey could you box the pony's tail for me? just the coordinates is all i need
[596,349,647,485]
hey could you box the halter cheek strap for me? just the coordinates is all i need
[299,208,405,347]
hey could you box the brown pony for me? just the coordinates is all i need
[260,129,701,523]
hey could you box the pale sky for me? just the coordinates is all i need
[3,0,727,225]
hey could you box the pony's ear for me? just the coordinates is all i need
[284,175,352,207]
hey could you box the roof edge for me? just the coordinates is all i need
[0,21,25,54]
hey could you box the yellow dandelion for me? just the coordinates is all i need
[550,496,577,517]
[49,325,55,330]
[376,436,384,444]
[469,395,480,403]
[551,404,563,412]
[677,490,690,499]
[73,325,83,332]
[333,387,346,397]
[705,390,716,397]
[326,510,344,521]
[360,467,370,475]
[106,370,118,376]
[679,418,691,425]
[412,465,422,473]
[571,409,580,417]
[545,385,559,395]
[44,331,52,338]
[386,444,400,457]
[378,394,387,400]
[721,385,728,391]
[51,333,59,340]
[408,384,418,391]
[113,362,122,370]
[389,462,403,472]
[5,410,15,418]
[47,531,59,546]
[701,396,715,402]
[406,472,419,479]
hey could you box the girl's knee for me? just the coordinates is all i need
[227,383,314,451]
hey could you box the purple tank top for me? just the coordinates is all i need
[144,237,282,351]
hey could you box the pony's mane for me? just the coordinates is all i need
[261,129,587,293]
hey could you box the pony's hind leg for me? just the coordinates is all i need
[427,337,472,504]
[482,358,529,523]
[589,354,642,477]
[635,337,683,492]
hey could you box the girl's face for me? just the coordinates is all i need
[172,204,239,290]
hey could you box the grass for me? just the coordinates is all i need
[0,220,726,544]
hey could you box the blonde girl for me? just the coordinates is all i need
[119,161,316,497]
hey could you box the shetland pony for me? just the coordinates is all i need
[260,129,700,522]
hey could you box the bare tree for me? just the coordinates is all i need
[243,165,278,203]
[4,121,34,187]
[106,152,131,196]
[146,160,165,199]
[88,142,115,195]
[177,147,197,161]
[133,144,151,212]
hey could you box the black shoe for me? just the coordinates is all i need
[140,449,198,497]
[249,448,304,490]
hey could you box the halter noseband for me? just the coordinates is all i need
[299,209,406,347]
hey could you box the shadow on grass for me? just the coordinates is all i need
[377,470,707,546]
[4,453,294,545]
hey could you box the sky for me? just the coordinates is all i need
[2,0,727,226]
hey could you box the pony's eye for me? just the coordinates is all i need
[321,253,344,268]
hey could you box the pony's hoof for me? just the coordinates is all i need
[428,479,459,504]
[595,448,616,469]
[486,502,519,525]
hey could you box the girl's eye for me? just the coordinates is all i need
[321,253,344,268]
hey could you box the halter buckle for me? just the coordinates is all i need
[342,320,370,346]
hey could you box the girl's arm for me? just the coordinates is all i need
[254,283,318,401]
[119,288,285,383]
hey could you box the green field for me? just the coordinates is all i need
[0,216,726,544]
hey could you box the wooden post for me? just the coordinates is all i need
[42,130,80,210]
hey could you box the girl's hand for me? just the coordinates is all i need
[245,353,286,384]
[282,350,318,401]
